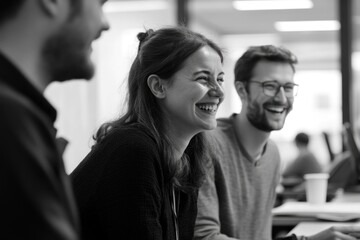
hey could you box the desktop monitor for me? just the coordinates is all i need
[322,131,335,162]
[343,122,360,191]
[326,151,352,189]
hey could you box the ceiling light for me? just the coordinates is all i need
[233,0,313,11]
[104,1,168,13]
[274,20,340,32]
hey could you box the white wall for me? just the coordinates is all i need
[45,7,176,173]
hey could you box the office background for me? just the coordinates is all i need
[43,0,360,173]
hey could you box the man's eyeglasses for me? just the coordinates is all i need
[249,80,299,98]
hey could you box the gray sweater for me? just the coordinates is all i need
[194,115,281,240]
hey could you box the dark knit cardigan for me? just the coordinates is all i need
[71,126,198,240]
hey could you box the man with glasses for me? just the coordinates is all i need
[194,45,360,240]
[194,45,298,240]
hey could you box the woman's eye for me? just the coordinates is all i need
[197,76,209,82]
[217,78,224,83]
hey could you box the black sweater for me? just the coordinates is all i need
[71,126,198,240]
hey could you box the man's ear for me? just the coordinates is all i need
[39,0,65,17]
[147,74,166,99]
[235,81,247,99]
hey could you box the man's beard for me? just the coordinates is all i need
[246,98,292,132]
[42,23,94,82]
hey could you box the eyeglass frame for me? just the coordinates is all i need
[248,80,299,98]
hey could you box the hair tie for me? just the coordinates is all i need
[137,29,155,51]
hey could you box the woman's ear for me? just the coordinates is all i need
[147,74,166,99]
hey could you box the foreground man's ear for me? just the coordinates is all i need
[39,0,68,18]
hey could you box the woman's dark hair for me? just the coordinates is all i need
[234,45,298,91]
[94,26,223,192]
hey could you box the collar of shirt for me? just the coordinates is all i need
[0,52,57,123]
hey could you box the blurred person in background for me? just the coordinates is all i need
[282,132,322,188]
[0,0,109,239]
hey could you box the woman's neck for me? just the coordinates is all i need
[168,135,191,161]
[164,120,197,161]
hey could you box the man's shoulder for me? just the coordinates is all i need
[206,117,234,143]
[264,138,281,155]
[216,115,235,129]
[0,79,35,116]
[266,138,279,149]
[203,116,237,158]
[262,139,281,166]
[213,115,234,135]
[0,80,22,104]
[0,80,37,129]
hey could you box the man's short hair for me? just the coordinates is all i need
[234,45,298,86]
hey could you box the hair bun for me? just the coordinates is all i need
[137,29,155,50]
[137,32,147,42]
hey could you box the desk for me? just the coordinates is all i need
[289,222,360,236]
[332,192,360,202]
[272,192,360,238]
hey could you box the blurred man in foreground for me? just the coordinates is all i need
[0,0,109,239]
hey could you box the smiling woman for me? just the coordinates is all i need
[160,45,224,136]
[70,26,224,240]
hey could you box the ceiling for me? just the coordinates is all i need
[108,0,360,44]
[107,0,360,70]
[189,0,344,70]
[189,0,338,35]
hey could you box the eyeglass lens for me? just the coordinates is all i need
[261,81,298,97]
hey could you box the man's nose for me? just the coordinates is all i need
[274,86,287,103]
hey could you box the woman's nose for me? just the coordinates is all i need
[209,84,224,99]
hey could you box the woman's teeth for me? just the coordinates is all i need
[197,104,218,113]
